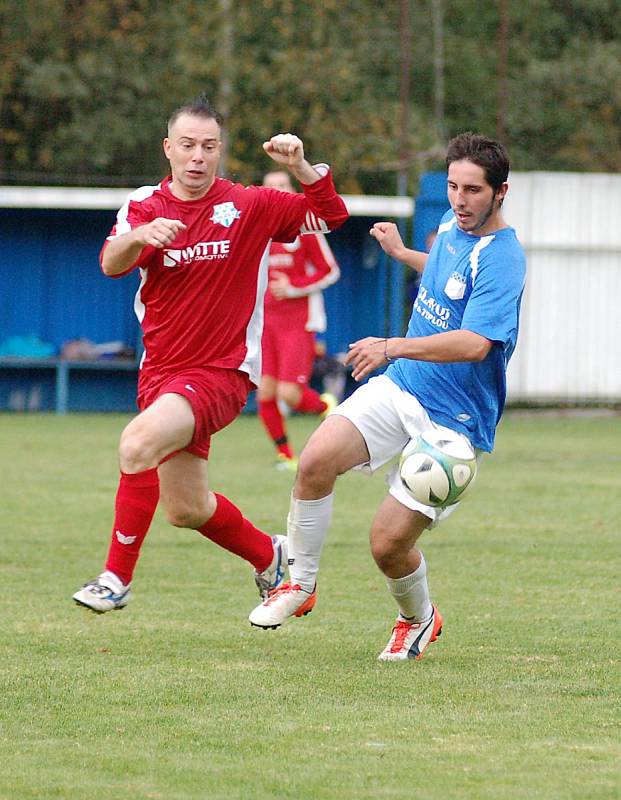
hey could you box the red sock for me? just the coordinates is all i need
[104,468,160,585]
[295,385,327,414]
[258,398,294,458]
[196,493,273,571]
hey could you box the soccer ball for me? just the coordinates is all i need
[399,428,477,508]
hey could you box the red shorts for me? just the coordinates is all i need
[137,367,251,459]
[261,318,316,385]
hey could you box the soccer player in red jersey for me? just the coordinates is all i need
[72,93,348,614]
[258,169,341,471]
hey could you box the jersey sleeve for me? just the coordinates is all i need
[285,234,341,296]
[262,166,349,243]
[460,243,526,348]
[99,189,159,277]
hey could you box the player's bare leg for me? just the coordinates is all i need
[158,449,286,599]
[119,393,196,473]
[74,394,283,612]
[371,496,442,662]
[72,393,195,612]
[249,414,368,628]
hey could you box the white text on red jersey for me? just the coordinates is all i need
[163,240,230,267]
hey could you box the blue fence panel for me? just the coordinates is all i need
[413,172,450,251]
[1,209,140,353]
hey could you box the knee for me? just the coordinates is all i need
[371,535,402,573]
[369,516,412,573]
[119,427,158,473]
[257,386,274,403]
[297,442,339,495]
[276,383,300,408]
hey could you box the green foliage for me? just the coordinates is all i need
[0,411,620,799]
[1,0,621,190]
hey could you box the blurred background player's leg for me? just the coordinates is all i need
[258,327,336,470]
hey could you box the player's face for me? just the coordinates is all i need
[163,113,222,200]
[447,160,507,236]
[262,171,294,193]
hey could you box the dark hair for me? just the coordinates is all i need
[167,92,223,133]
[446,132,509,192]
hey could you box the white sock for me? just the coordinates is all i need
[287,493,334,593]
[385,553,432,622]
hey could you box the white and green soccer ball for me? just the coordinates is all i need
[399,428,478,508]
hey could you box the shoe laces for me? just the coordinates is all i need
[389,619,421,652]
[264,582,301,604]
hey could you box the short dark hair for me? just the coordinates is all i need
[167,92,223,133]
[446,133,510,192]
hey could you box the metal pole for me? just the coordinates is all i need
[217,0,233,178]
[496,0,509,142]
[431,0,446,143]
[390,0,412,337]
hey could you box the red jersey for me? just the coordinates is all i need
[102,168,348,389]
[264,234,340,332]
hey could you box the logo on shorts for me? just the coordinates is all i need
[210,202,241,228]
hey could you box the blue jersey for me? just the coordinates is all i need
[387,211,526,452]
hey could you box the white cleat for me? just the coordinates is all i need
[72,570,132,613]
[377,606,443,661]
[249,583,316,629]
[254,535,288,600]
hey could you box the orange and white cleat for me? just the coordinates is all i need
[249,583,316,629]
[378,606,443,661]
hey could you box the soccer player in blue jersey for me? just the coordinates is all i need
[249,132,526,661]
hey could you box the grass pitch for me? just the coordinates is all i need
[1,411,619,799]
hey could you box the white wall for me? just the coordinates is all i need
[503,172,621,402]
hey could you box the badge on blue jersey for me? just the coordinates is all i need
[210,202,241,227]
[444,271,467,300]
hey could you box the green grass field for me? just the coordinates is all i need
[1,411,619,799]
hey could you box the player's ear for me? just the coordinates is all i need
[496,182,508,206]
[163,138,171,159]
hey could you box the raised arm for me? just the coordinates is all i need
[370,222,428,273]
[263,134,349,234]
[263,133,324,186]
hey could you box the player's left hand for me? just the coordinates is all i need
[268,270,292,300]
[263,134,304,167]
[345,336,389,382]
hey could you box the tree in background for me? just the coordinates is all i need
[1,0,620,193]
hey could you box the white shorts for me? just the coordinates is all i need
[331,374,477,525]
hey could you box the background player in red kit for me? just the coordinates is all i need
[258,169,341,471]
[72,93,348,613]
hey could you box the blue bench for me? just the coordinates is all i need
[0,358,139,414]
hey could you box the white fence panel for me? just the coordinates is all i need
[504,172,621,402]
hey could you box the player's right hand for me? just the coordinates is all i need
[136,218,187,248]
[369,222,404,258]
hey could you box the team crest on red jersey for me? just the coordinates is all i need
[210,202,241,228]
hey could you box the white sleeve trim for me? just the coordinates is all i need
[312,163,330,177]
